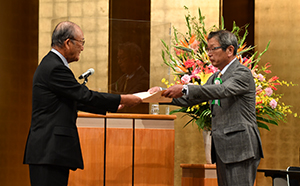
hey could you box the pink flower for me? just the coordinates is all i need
[181,74,191,84]
[269,99,277,109]
[264,87,273,96]
[190,68,201,80]
[258,74,265,82]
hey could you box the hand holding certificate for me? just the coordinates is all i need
[133,90,172,103]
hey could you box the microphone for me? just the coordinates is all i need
[79,68,95,79]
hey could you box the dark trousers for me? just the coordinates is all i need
[29,164,70,186]
[215,152,260,186]
[212,136,261,186]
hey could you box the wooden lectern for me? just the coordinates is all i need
[180,164,218,186]
[181,164,257,186]
[69,112,176,186]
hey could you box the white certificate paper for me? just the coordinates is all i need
[133,90,172,103]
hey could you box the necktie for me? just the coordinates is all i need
[123,76,129,92]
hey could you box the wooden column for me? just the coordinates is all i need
[0,1,38,186]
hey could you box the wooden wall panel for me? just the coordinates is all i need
[134,129,175,185]
[106,119,133,186]
[70,115,175,186]
[0,1,38,186]
[222,0,254,47]
[69,128,105,186]
[106,128,133,185]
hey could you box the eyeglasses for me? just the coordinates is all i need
[70,38,85,46]
[206,46,222,53]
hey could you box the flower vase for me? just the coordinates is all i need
[202,130,212,164]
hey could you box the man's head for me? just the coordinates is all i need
[117,42,142,74]
[207,30,238,70]
[51,21,85,63]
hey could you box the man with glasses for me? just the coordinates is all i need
[149,30,263,186]
[23,21,142,186]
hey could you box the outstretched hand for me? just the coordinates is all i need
[147,86,161,94]
[161,85,183,98]
[118,94,142,110]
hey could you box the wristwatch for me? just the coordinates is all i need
[181,85,188,95]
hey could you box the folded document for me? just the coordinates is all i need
[133,91,172,103]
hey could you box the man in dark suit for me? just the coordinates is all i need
[23,21,142,186]
[149,30,263,186]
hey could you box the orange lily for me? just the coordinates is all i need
[179,34,196,48]
[176,64,188,73]
[237,43,247,53]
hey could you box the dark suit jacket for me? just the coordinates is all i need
[172,59,263,164]
[23,51,121,170]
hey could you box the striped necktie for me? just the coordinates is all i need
[123,76,129,92]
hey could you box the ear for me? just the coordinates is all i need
[226,45,235,56]
[64,39,72,50]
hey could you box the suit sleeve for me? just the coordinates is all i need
[48,65,121,113]
[188,66,253,100]
[170,74,216,107]
[171,65,254,107]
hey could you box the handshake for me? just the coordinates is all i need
[119,85,184,110]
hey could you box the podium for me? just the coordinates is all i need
[69,112,176,186]
[181,164,262,186]
[180,164,218,186]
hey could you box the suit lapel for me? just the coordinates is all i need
[220,58,239,81]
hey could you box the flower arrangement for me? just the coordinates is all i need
[161,6,298,131]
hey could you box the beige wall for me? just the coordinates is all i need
[255,1,300,185]
[39,0,109,92]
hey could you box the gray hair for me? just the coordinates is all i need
[51,21,77,48]
[207,30,238,55]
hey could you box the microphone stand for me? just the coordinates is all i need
[82,77,89,85]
